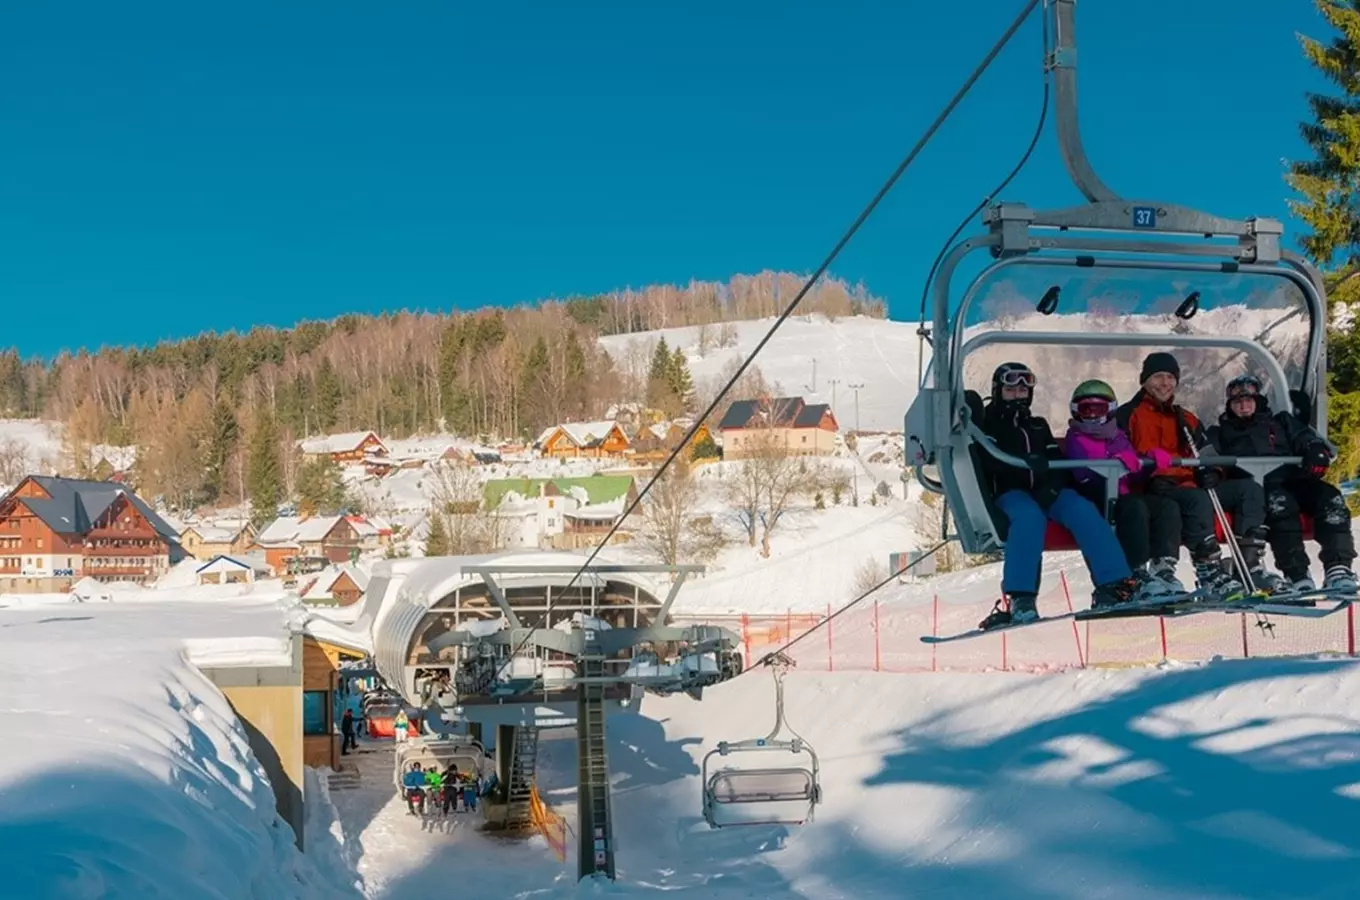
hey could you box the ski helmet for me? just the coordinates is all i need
[1070,379,1116,421]
[1226,373,1262,402]
[991,362,1035,405]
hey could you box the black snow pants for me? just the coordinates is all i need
[1146,477,1222,561]
[1265,477,1357,580]
[1076,483,1181,570]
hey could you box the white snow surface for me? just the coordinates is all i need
[0,597,361,900]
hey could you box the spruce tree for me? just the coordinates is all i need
[247,412,283,525]
[1288,0,1360,480]
[424,507,451,556]
[667,345,694,412]
[204,400,239,502]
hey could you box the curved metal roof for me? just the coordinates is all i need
[368,551,667,705]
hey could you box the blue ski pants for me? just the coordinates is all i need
[996,488,1132,595]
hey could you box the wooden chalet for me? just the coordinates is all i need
[179,520,257,560]
[718,395,840,459]
[629,420,715,462]
[534,421,631,459]
[252,515,364,574]
[0,475,184,593]
[297,431,389,466]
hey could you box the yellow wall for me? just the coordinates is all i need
[201,636,307,849]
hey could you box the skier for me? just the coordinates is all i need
[402,763,427,816]
[1205,373,1357,594]
[1114,352,1249,599]
[340,709,357,755]
[975,362,1166,629]
[394,709,409,743]
[1063,379,1187,591]
[424,764,446,816]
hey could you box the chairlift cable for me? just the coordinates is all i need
[915,5,1052,386]
[494,0,1045,679]
[750,539,951,671]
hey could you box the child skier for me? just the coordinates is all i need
[976,362,1167,629]
[1115,352,1249,599]
[1063,379,1186,591]
[1205,373,1357,594]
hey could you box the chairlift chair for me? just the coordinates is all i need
[392,735,490,794]
[904,0,1328,558]
[701,653,822,829]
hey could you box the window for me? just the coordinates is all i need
[303,691,331,736]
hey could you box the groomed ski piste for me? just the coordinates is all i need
[5,533,1360,899]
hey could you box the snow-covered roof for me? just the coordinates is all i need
[184,524,245,543]
[195,552,272,575]
[89,443,137,470]
[298,431,387,455]
[255,515,343,544]
[301,564,370,601]
[537,420,623,450]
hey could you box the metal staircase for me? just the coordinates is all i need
[504,725,540,827]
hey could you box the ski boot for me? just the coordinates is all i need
[978,592,1038,630]
[1193,552,1246,603]
[1238,528,1290,595]
[1282,572,1316,594]
[1091,574,1168,611]
[1146,556,1187,594]
[1323,565,1359,596]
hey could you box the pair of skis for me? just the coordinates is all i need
[921,587,1357,645]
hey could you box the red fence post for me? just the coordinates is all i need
[1060,571,1084,668]
[873,597,881,672]
[741,613,752,664]
[1158,615,1168,661]
[827,603,834,672]
[1001,630,1008,671]
[931,594,939,672]
[1240,613,1250,659]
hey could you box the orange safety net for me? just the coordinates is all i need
[529,783,569,862]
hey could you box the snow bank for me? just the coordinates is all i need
[0,600,361,900]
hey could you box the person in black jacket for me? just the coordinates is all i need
[1206,374,1356,594]
[975,362,1168,629]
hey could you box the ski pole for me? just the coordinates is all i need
[1180,426,1258,596]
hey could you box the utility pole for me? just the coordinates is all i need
[806,359,817,393]
[828,378,840,421]
[848,382,864,507]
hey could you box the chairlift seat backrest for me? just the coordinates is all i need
[708,767,815,804]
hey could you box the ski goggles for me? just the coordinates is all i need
[996,368,1036,388]
[1226,375,1262,401]
[1071,397,1113,420]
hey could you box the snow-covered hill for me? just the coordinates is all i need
[599,314,923,433]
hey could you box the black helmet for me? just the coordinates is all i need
[991,362,1035,406]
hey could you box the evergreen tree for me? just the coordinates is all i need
[1288,0,1360,481]
[563,330,589,418]
[312,357,343,431]
[646,337,679,412]
[667,345,694,411]
[296,455,347,515]
[424,507,451,556]
[519,335,552,429]
[204,400,239,502]
[247,412,282,525]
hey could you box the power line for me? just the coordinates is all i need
[494,0,1045,680]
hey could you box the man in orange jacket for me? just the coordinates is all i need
[1115,352,1260,599]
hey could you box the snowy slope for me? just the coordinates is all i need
[0,599,363,900]
[598,315,923,433]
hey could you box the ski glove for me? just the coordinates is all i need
[1303,442,1332,478]
[1194,466,1221,490]
[1114,449,1141,473]
[1149,447,1175,471]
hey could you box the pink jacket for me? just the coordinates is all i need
[1063,425,1141,496]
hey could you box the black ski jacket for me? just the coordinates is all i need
[978,399,1070,499]
[1204,400,1324,483]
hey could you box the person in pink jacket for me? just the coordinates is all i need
[1063,380,1186,592]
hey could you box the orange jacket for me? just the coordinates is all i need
[1114,390,1206,486]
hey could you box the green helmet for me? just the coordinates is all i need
[1071,379,1116,403]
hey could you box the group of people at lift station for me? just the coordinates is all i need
[401,760,485,817]
[975,351,1359,631]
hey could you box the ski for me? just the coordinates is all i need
[920,589,1355,644]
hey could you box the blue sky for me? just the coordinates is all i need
[0,0,1334,358]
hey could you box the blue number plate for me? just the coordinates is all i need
[1132,206,1157,228]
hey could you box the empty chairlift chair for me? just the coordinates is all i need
[702,653,822,828]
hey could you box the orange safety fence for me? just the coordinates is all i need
[530,783,569,863]
[673,569,1359,674]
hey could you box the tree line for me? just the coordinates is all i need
[4,271,882,513]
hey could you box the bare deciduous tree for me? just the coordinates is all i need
[633,460,726,565]
[722,427,820,557]
[430,460,503,553]
[0,437,31,486]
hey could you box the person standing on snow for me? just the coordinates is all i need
[394,709,409,743]
[1205,373,1358,594]
[1063,379,1185,590]
[974,361,1169,630]
[340,709,357,755]
[1114,352,1252,599]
